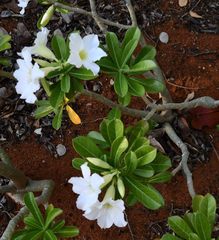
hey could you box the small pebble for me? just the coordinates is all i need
[159,32,169,44]
[56,144,66,157]
[34,128,42,136]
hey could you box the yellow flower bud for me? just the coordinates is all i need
[66,105,81,125]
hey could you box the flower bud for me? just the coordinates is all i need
[40,5,55,27]
[103,183,115,201]
[86,157,112,169]
[100,172,117,188]
[66,105,81,125]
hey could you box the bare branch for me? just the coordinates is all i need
[164,123,196,198]
[1,180,55,240]
[89,0,107,32]
[124,0,137,26]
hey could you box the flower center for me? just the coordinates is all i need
[104,203,113,209]
[79,50,88,60]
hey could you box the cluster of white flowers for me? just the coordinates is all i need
[13,27,106,104]
[68,163,127,229]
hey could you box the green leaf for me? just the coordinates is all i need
[45,205,63,228]
[161,234,182,240]
[106,32,121,67]
[44,230,57,240]
[148,172,172,183]
[49,83,64,109]
[72,158,103,173]
[0,34,11,52]
[127,78,145,96]
[130,77,164,93]
[56,226,79,238]
[121,38,139,67]
[107,108,121,120]
[192,195,204,212]
[168,216,193,239]
[61,75,70,93]
[34,105,54,119]
[189,233,201,240]
[13,230,43,240]
[86,157,112,169]
[114,72,128,97]
[133,45,156,64]
[0,57,10,66]
[110,136,128,166]
[135,145,157,166]
[128,60,157,75]
[52,106,63,130]
[24,215,42,230]
[129,137,150,151]
[124,151,138,174]
[66,78,84,96]
[192,212,212,240]
[126,193,138,207]
[150,152,172,173]
[73,136,103,158]
[69,68,96,80]
[24,192,44,227]
[134,165,154,178]
[41,78,51,96]
[124,177,164,210]
[199,193,216,227]
[51,35,68,60]
[121,27,141,49]
[39,5,55,28]
[87,131,108,147]
[107,119,124,144]
[118,92,131,106]
[51,220,65,232]
[98,57,118,73]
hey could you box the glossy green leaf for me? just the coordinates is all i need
[121,27,141,49]
[72,158,103,173]
[124,177,164,210]
[189,233,201,240]
[73,136,103,158]
[114,72,128,97]
[128,60,157,74]
[51,220,65,232]
[52,106,63,130]
[24,192,44,227]
[45,205,63,228]
[192,212,211,240]
[134,165,154,178]
[133,45,156,64]
[69,68,96,80]
[127,78,145,96]
[87,131,108,146]
[34,105,54,119]
[150,152,172,173]
[161,234,182,240]
[51,35,68,60]
[121,38,139,67]
[107,108,121,120]
[56,226,79,237]
[107,119,124,144]
[24,215,41,230]
[168,216,193,239]
[148,172,172,183]
[126,193,138,207]
[61,75,70,93]
[118,92,131,106]
[124,151,138,174]
[129,137,150,151]
[135,145,157,166]
[98,57,118,73]
[110,136,128,166]
[49,83,64,109]
[199,193,216,227]
[44,230,57,240]
[106,32,121,67]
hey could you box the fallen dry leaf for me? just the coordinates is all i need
[189,10,203,19]
[179,0,188,7]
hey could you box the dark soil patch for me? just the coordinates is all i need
[0,0,219,239]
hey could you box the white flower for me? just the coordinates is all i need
[19,28,56,61]
[14,50,45,103]
[84,198,127,229]
[67,33,107,75]
[18,0,30,15]
[68,163,104,211]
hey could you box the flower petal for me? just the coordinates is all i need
[81,162,91,180]
[83,61,100,75]
[83,34,99,49]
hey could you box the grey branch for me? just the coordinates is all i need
[1,179,55,240]
[164,123,196,198]
[51,1,131,29]
[124,0,137,26]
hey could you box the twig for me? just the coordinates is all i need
[1,180,55,240]
[51,1,131,29]
[164,123,196,198]
[124,211,135,240]
[89,0,107,32]
[124,0,137,26]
